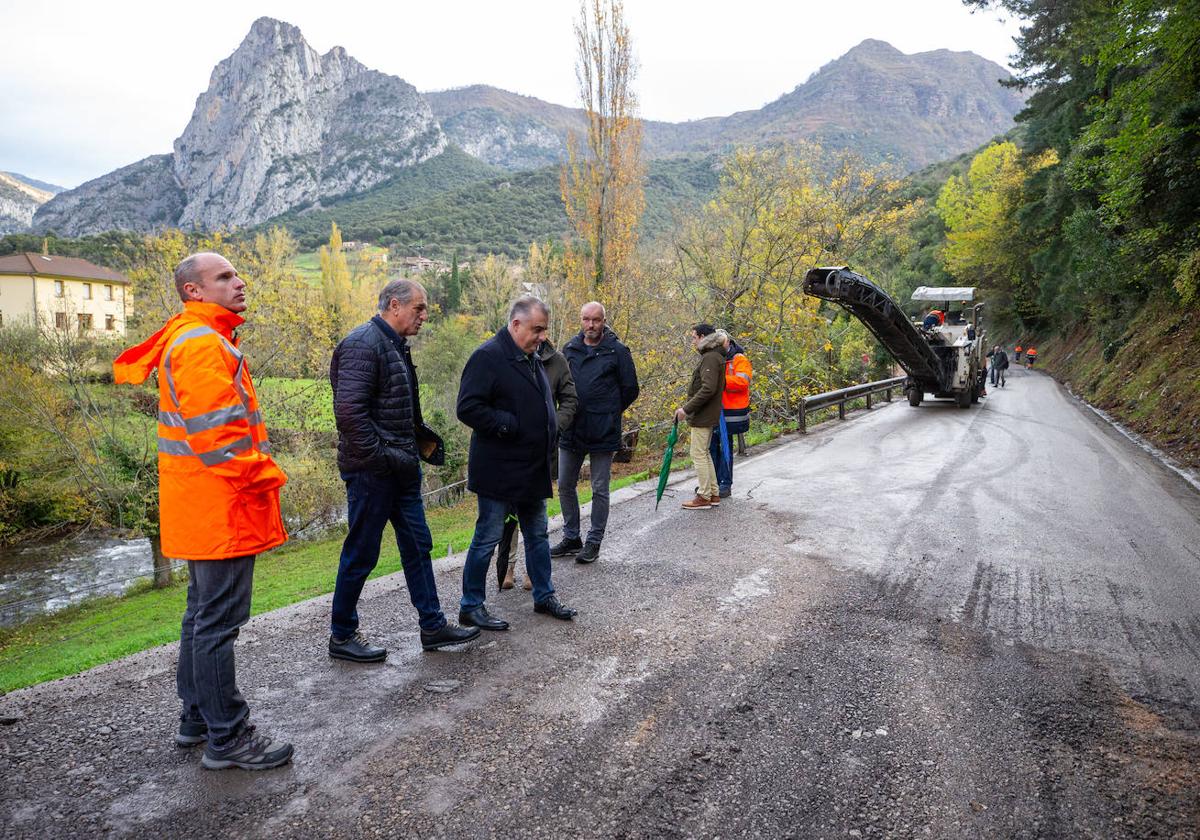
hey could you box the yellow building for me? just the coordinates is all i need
[0,253,129,336]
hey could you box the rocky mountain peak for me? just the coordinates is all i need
[35,18,444,235]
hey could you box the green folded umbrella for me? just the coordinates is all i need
[654,419,680,511]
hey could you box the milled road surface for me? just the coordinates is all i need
[2,368,1199,838]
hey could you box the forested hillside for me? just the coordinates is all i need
[258,152,719,256]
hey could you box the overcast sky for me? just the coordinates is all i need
[0,0,1022,189]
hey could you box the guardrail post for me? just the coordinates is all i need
[838,400,846,420]
[736,433,746,455]
[885,387,893,402]
[799,403,807,434]
[866,392,873,410]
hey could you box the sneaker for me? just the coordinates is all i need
[550,537,582,558]
[718,486,732,498]
[681,495,712,510]
[420,623,481,651]
[176,718,208,748]
[328,631,387,663]
[201,724,293,771]
[575,542,600,564]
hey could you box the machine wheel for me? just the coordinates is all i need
[956,388,972,409]
[907,388,922,407]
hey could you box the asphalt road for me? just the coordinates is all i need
[2,367,1198,839]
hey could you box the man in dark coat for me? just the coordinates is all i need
[328,279,480,663]
[495,337,577,590]
[552,301,639,563]
[456,295,577,628]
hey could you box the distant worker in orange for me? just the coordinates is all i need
[921,309,945,329]
[710,329,752,498]
[1014,344,1023,364]
[1025,346,1038,368]
[113,252,294,772]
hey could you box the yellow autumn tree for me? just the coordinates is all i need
[936,141,1057,320]
[672,144,917,416]
[560,0,645,318]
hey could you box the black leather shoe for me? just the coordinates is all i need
[421,623,482,651]
[534,596,577,620]
[550,537,583,558]
[575,542,600,564]
[458,605,510,631]
[328,631,387,663]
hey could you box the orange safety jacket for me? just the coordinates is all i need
[1026,348,1038,357]
[113,301,288,560]
[722,352,752,411]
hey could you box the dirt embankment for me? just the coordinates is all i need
[1027,299,1200,469]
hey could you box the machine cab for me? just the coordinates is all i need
[911,286,982,347]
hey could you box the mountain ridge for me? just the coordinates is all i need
[29,20,1024,238]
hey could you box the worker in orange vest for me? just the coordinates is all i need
[1025,347,1038,368]
[709,329,753,498]
[113,252,293,771]
[1014,344,1023,363]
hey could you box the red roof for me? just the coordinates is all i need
[0,253,129,284]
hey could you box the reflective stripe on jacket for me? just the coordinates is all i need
[722,353,752,411]
[113,301,287,560]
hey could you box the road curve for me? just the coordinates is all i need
[1,367,1198,838]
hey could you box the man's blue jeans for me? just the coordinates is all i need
[332,470,447,638]
[177,555,255,749]
[709,427,734,491]
[461,494,554,610]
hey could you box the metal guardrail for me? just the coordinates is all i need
[798,376,907,433]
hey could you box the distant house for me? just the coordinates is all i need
[0,253,130,336]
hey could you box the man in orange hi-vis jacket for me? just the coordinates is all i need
[709,330,752,498]
[113,252,293,771]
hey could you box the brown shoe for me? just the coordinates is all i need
[501,564,515,590]
[681,495,712,510]
[522,576,532,591]
[707,494,721,506]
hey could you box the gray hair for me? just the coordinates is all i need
[377,278,426,312]
[508,294,550,323]
[174,252,217,301]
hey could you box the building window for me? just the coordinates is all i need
[77,313,93,331]
[105,315,115,331]
[83,283,93,299]
[55,312,67,329]
[105,285,113,301]
[54,280,64,297]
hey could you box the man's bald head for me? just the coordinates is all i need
[580,301,606,345]
[173,252,247,313]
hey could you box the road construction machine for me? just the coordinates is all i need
[803,266,987,408]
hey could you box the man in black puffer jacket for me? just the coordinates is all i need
[328,278,479,663]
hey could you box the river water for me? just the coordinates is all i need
[0,535,157,629]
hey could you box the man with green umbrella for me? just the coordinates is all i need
[674,323,726,510]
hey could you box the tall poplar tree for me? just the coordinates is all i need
[560,0,645,314]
